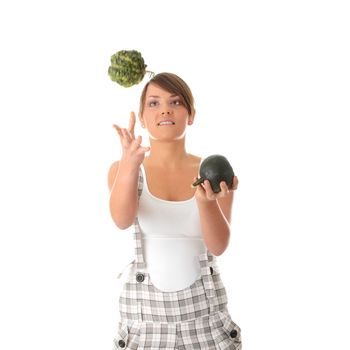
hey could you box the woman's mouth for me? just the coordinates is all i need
[158,121,175,126]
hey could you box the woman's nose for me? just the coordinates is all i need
[161,110,172,115]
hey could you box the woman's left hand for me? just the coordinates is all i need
[193,176,238,202]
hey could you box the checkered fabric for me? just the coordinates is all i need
[112,168,242,349]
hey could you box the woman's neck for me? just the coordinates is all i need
[145,138,190,168]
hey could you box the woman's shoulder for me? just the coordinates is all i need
[188,153,202,161]
[107,160,120,191]
[188,154,203,166]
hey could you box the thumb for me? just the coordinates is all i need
[135,135,142,145]
[139,146,151,154]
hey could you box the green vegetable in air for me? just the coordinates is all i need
[192,155,235,193]
[108,50,153,87]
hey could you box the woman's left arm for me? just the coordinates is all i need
[195,176,238,256]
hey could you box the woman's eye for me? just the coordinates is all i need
[171,100,181,106]
[148,101,158,107]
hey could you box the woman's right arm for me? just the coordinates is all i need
[108,112,150,230]
[108,160,140,230]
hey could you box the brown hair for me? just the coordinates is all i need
[139,72,195,117]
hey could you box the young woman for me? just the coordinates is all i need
[108,72,242,349]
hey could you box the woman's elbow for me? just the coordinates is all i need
[211,234,230,256]
[109,210,135,230]
[210,246,226,257]
[115,221,131,230]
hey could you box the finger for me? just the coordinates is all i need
[121,128,132,142]
[113,123,122,131]
[132,135,150,153]
[220,181,229,196]
[131,135,145,152]
[112,124,123,139]
[137,146,151,154]
[128,112,136,139]
[233,176,238,190]
[130,135,141,151]
[203,179,215,198]
[121,129,132,148]
[135,135,142,146]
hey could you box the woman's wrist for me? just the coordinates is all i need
[195,195,217,206]
[118,158,140,173]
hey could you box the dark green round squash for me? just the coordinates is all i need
[192,155,235,193]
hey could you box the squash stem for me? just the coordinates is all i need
[191,177,205,188]
[146,70,155,78]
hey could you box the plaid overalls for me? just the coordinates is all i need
[112,169,242,349]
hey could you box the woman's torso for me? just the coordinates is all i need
[130,155,206,292]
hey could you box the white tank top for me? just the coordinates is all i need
[131,162,206,292]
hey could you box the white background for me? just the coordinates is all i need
[1,0,349,349]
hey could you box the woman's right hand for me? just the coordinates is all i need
[113,111,150,168]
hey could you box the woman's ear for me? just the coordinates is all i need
[138,113,145,128]
[188,109,196,125]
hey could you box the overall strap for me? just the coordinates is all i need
[199,250,218,312]
[207,250,215,260]
[133,167,146,270]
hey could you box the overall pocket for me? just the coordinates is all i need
[138,322,177,350]
[210,311,242,350]
[113,320,140,350]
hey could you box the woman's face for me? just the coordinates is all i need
[140,83,193,141]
